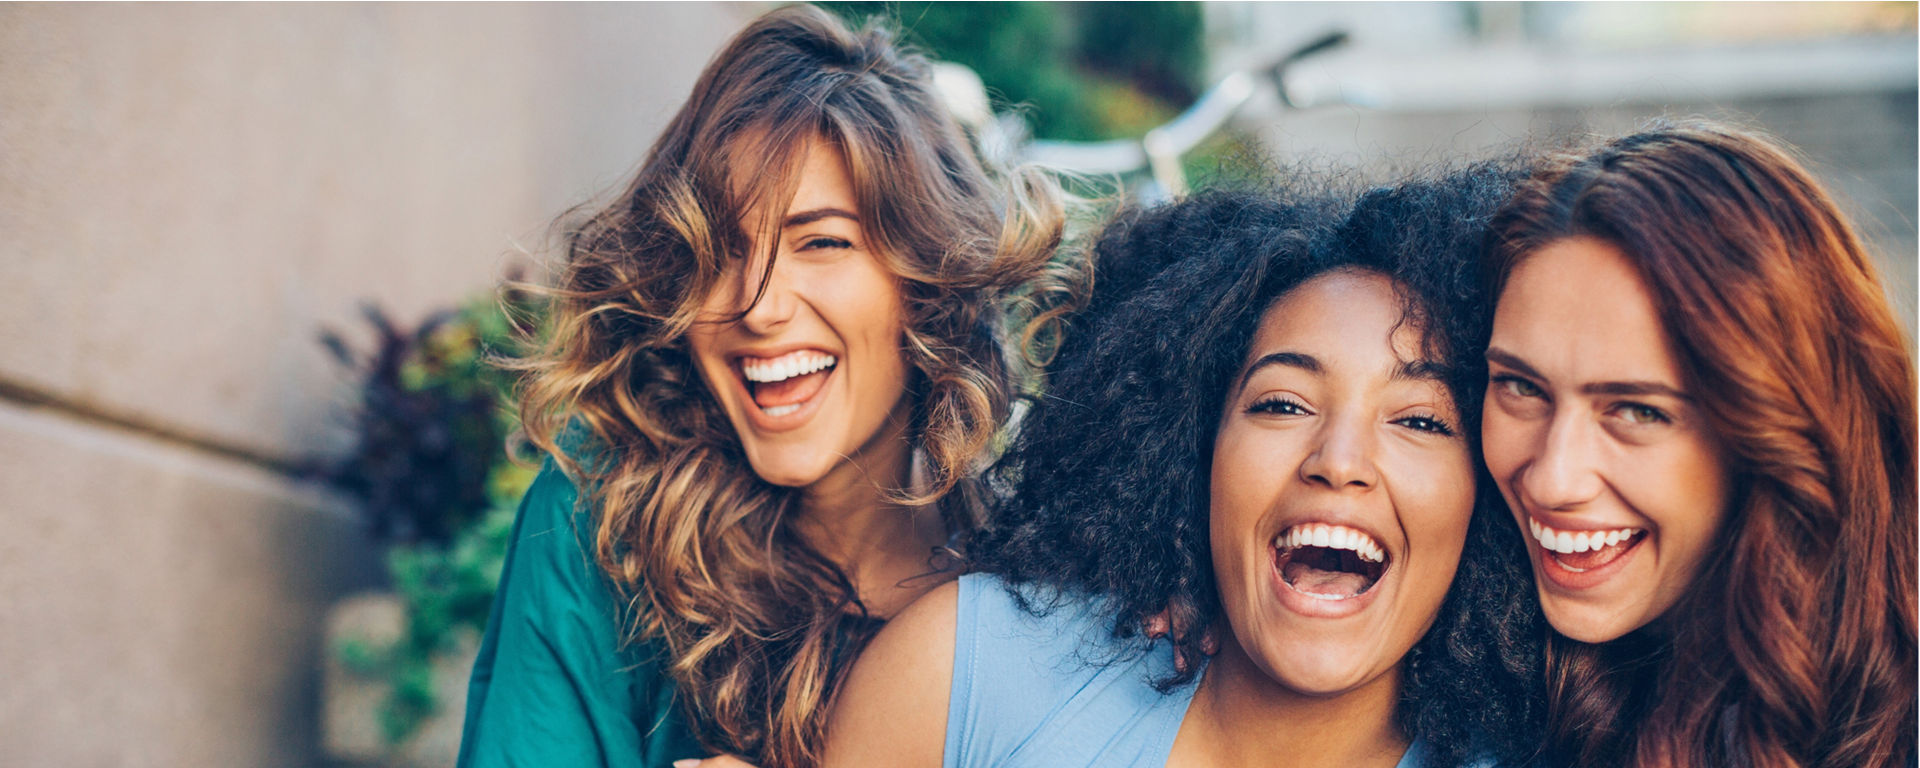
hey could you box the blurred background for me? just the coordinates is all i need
[1,3,1911,766]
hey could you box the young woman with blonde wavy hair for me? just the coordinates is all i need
[457,6,1080,768]
[1481,123,1916,767]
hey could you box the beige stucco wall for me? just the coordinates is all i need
[0,3,748,765]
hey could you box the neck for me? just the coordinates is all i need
[1173,631,1409,768]
[793,397,949,617]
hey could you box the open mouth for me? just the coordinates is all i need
[1272,523,1389,600]
[739,350,837,417]
[1528,518,1645,573]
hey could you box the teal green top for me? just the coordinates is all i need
[457,459,705,768]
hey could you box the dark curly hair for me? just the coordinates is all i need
[972,164,1547,767]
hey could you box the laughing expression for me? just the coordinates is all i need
[687,139,913,489]
[1482,236,1731,644]
[1210,270,1474,696]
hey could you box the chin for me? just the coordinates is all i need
[742,451,833,488]
[1252,639,1378,697]
[1538,597,1635,644]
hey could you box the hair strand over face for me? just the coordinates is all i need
[499,6,1088,765]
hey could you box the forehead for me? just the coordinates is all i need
[1248,270,1422,368]
[785,141,857,211]
[728,132,858,225]
[1492,237,1683,386]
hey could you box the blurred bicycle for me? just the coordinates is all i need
[936,31,1357,203]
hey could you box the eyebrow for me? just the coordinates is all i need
[1485,347,1691,400]
[1391,359,1448,384]
[783,207,859,228]
[1236,352,1445,394]
[1238,351,1319,392]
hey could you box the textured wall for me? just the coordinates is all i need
[1247,89,1920,329]
[1215,24,1918,333]
[0,4,745,765]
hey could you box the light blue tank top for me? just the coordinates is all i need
[944,573,1445,768]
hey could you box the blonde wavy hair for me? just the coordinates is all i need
[508,5,1084,766]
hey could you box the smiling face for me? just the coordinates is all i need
[687,139,913,489]
[1482,236,1731,644]
[1210,270,1475,697]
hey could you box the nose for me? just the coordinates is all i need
[1516,411,1604,510]
[1299,412,1380,490]
[734,252,795,336]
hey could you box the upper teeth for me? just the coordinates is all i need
[741,352,836,383]
[1528,517,1641,554]
[1277,523,1385,563]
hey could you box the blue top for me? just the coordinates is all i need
[944,572,1447,768]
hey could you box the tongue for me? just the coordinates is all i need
[752,369,831,409]
[1282,560,1371,598]
[1553,537,1634,571]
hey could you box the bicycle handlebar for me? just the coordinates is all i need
[1018,29,1352,198]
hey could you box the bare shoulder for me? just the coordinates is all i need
[820,579,959,768]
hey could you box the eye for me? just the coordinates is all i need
[1247,396,1311,417]
[1491,373,1544,399]
[1393,414,1456,436]
[1610,402,1672,426]
[796,235,853,251]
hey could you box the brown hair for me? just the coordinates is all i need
[1488,123,1916,768]
[508,5,1082,766]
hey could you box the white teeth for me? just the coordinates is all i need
[762,404,800,417]
[741,351,837,383]
[1529,518,1643,555]
[1275,523,1385,564]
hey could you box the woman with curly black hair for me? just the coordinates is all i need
[823,166,1545,768]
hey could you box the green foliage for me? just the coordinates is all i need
[327,493,524,745]
[318,289,533,545]
[818,1,1206,141]
[323,289,545,746]
[1181,131,1275,192]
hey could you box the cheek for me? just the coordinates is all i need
[1207,427,1274,568]
[1638,438,1733,567]
[685,328,731,395]
[833,264,908,378]
[1393,447,1476,565]
[1478,406,1526,478]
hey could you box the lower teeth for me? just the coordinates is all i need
[763,404,800,417]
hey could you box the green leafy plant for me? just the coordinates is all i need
[320,288,545,745]
[819,1,1206,141]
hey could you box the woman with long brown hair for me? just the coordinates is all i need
[457,5,1080,767]
[1481,123,1915,767]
